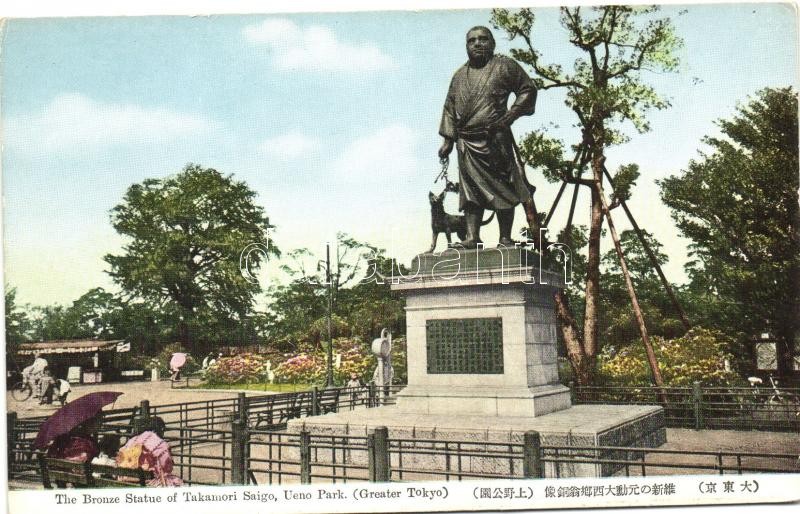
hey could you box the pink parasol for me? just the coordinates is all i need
[169,353,187,370]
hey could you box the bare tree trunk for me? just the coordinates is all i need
[554,290,593,385]
[583,160,604,373]
[178,318,191,347]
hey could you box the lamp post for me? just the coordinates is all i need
[325,243,334,389]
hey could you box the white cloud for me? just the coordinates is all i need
[332,124,419,181]
[5,93,218,155]
[243,18,396,72]
[259,131,316,160]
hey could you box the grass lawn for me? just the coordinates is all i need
[193,382,316,393]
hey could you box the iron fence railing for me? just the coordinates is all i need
[10,382,800,487]
[571,383,800,432]
[165,425,234,486]
[246,429,303,485]
[389,436,526,482]
[541,445,800,477]
[7,385,402,482]
[242,428,798,484]
[151,398,240,433]
[10,417,800,488]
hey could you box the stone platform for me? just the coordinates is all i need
[286,404,666,478]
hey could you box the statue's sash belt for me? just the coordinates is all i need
[454,128,490,141]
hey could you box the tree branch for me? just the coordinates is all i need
[606,36,660,80]
[518,30,587,91]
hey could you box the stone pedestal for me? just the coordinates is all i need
[391,247,571,417]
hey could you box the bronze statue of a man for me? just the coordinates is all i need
[438,26,537,248]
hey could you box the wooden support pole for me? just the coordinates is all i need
[544,180,568,227]
[601,165,691,330]
[566,182,580,235]
[597,182,667,399]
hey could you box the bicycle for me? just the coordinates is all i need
[10,378,33,402]
[745,375,800,429]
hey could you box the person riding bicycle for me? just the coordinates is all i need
[23,353,48,398]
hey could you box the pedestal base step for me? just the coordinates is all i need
[284,404,666,478]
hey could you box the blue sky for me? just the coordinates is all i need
[2,4,798,307]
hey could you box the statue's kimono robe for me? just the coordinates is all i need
[439,54,537,211]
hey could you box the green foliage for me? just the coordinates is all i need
[610,164,640,204]
[116,352,159,373]
[599,328,743,387]
[659,87,800,375]
[517,131,568,183]
[105,164,278,348]
[598,230,686,353]
[29,288,121,341]
[390,336,408,384]
[492,6,683,181]
[5,286,31,360]
[25,288,175,357]
[555,225,590,325]
[265,234,405,352]
[601,229,667,281]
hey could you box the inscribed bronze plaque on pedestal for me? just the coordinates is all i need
[426,317,503,374]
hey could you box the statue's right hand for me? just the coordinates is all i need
[438,138,454,160]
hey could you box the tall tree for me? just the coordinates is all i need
[660,87,800,378]
[5,286,31,355]
[492,6,683,384]
[105,164,278,348]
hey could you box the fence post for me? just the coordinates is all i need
[237,392,248,426]
[300,430,311,484]
[140,399,151,419]
[369,426,390,482]
[367,432,376,480]
[568,381,576,404]
[231,419,248,484]
[131,400,150,434]
[7,412,17,475]
[311,387,320,416]
[692,381,704,430]
[523,430,543,478]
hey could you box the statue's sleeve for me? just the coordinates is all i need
[505,58,537,119]
[439,76,457,139]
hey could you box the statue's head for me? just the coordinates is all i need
[466,26,495,65]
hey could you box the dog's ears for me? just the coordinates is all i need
[428,191,436,199]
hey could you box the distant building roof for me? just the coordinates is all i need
[16,340,122,355]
